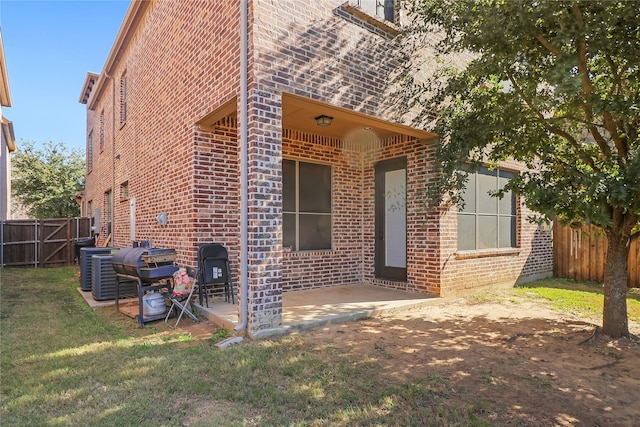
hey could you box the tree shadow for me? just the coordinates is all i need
[258,3,436,127]
[3,266,640,426]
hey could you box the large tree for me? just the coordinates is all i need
[406,0,640,337]
[11,141,85,219]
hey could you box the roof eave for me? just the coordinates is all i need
[79,72,100,105]
[85,0,151,110]
[2,117,15,152]
[0,29,12,107]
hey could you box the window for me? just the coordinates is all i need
[87,131,94,172]
[119,73,127,126]
[99,110,105,152]
[283,159,332,251]
[458,166,516,250]
[120,181,129,201]
[357,0,395,23]
[104,189,113,236]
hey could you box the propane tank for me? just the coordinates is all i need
[143,291,165,316]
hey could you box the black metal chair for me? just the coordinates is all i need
[197,243,234,306]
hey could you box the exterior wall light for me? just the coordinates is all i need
[314,115,333,127]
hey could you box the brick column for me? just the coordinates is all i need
[245,87,283,337]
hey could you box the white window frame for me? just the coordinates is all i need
[356,0,395,23]
[457,166,517,251]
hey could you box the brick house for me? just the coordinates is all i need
[1,28,16,221]
[79,0,552,338]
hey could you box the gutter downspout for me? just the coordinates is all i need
[104,71,115,241]
[235,0,249,334]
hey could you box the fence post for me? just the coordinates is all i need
[67,218,72,267]
[34,220,39,268]
[1,220,4,268]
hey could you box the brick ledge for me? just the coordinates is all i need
[455,248,521,260]
[284,249,334,257]
[342,1,401,36]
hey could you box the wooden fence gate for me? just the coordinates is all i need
[1,218,92,268]
[553,222,640,288]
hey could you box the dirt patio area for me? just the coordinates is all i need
[181,292,640,426]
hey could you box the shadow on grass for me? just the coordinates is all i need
[2,268,640,426]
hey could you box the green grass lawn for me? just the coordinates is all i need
[515,278,640,323]
[1,267,638,426]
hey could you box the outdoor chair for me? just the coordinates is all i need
[197,243,235,306]
[164,266,199,328]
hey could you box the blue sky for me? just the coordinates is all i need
[1,0,130,152]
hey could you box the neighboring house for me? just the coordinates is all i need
[1,28,16,221]
[79,0,552,338]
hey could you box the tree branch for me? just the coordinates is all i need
[604,54,623,97]
[532,33,562,56]
[603,113,628,161]
[587,124,615,160]
[551,115,601,128]
[507,74,600,172]
[550,114,613,157]
[571,4,625,166]
[572,4,591,93]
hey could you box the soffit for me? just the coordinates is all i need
[282,93,436,141]
[197,97,237,131]
[197,93,436,143]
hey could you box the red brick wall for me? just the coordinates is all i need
[253,0,415,126]
[192,118,241,275]
[82,0,553,336]
[280,129,552,297]
[244,85,285,333]
[282,130,364,292]
[84,0,241,266]
[362,136,445,295]
[438,159,553,297]
[253,0,445,303]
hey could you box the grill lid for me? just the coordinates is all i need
[112,247,178,281]
[141,248,176,265]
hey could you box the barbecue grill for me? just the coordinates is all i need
[112,247,179,325]
[112,247,179,281]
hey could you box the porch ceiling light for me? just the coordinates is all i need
[314,115,333,127]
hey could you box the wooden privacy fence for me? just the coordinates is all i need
[553,222,640,288]
[1,218,92,268]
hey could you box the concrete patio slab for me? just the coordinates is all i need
[194,284,438,338]
[79,283,438,337]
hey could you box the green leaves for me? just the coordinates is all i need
[406,0,640,232]
[11,141,85,219]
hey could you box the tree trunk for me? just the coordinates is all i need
[601,227,631,338]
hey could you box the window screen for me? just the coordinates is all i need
[283,159,332,251]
